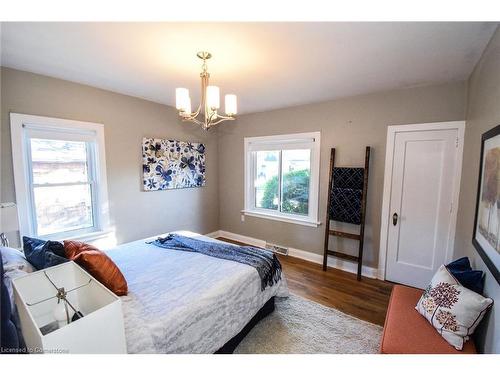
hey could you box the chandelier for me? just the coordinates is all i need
[175,51,237,130]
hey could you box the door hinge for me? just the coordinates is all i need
[456,137,459,148]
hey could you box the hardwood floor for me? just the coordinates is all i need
[217,237,394,326]
[277,253,393,326]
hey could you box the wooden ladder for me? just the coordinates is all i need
[322,146,371,280]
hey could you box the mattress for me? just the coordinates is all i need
[106,231,289,353]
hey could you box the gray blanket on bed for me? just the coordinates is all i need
[151,234,282,291]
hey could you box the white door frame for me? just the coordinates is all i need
[377,121,465,280]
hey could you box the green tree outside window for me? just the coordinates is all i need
[260,169,310,215]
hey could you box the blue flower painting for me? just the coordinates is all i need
[142,138,206,191]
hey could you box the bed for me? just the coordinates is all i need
[106,231,289,354]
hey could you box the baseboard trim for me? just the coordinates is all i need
[205,230,379,279]
[217,230,266,248]
[204,230,222,239]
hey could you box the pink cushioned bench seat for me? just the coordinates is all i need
[380,285,476,354]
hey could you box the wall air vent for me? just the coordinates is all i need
[265,243,288,256]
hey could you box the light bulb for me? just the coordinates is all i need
[53,300,70,328]
[183,97,192,116]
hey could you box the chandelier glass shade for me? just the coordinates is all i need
[175,51,237,130]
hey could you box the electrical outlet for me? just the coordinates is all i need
[241,214,245,222]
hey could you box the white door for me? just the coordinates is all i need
[384,125,463,288]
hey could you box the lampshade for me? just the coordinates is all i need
[225,94,237,116]
[0,202,19,233]
[175,88,189,111]
[183,96,192,116]
[206,86,220,109]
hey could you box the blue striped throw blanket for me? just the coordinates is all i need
[151,234,282,291]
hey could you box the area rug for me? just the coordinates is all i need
[234,294,382,354]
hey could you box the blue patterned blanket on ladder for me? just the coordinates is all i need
[151,234,282,291]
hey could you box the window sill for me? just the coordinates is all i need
[241,210,321,227]
[43,229,113,243]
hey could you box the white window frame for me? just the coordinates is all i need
[10,113,110,242]
[243,131,321,227]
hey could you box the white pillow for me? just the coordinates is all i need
[416,265,493,350]
[1,245,35,273]
[1,246,35,312]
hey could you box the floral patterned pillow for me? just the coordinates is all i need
[416,265,493,350]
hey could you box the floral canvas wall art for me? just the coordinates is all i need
[142,138,206,191]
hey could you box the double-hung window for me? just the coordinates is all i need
[244,132,321,227]
[10,113,110,241]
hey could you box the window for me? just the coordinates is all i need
[244,132,321,227]
[10,114,110,241]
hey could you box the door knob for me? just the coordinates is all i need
[393,213,398,226]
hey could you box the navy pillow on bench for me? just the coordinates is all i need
[446,257,484,295]
[22,236,68,270]
[1,251,20,352]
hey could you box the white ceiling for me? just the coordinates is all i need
[1,22,497,114]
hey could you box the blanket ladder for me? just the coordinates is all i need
[322,146,371,280]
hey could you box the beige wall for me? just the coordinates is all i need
[455,26,500,354]
[1,67,219,246]
[1,34,499,352]
[218,81,467,269]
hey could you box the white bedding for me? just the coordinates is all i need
[106,231,289,353]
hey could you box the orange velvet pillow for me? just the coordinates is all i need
[63,240,128,296]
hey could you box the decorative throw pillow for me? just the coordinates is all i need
[1,251,20,351]
[416,265,493,350]
[446,256,471,272]
[446,257,485,295]
[22,236,68,270]
[1,246,35,273]
[63,240,128,296]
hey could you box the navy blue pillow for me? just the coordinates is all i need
[446,256,471,272]
[446,257,484,295]
[22,236,68,270]
[0,251,20,352]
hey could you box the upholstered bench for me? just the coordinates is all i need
[380,285,477,354]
